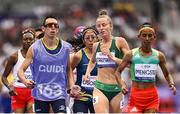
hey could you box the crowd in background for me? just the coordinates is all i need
[0,0,180,112]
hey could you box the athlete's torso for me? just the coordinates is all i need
[13,50,32,88]
[31,39,72,101]
[95,38,123,68]
[130,48,160,82]
[95,38,123,84]
[75,49,97,101]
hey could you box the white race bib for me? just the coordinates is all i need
[81,76,96,88]
[37,83,62,99]
[134,64,157,80]
[96,52,116,66]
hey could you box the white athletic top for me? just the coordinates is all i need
[12,50,33,88]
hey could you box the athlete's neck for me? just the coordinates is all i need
[140,47,152,55]
[102,35,112,43]
[21,48,28,58]
[42,37,59,47]
[84,47,92,54]
[83,48,93,59]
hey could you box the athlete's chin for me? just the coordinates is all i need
[143,42,151,45]
[49,34,56,38]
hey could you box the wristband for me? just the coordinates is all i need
[67,89,71,94]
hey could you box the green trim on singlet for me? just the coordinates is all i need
[96,38,124,59]
[130,48,160,82]
[95,80,121,101]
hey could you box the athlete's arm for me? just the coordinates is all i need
[115,50,132,74]
[115,51,132,83]
[119,37,130,55]
[83,43,97,81]
[159,51,177,95]
[70,50,81,70]
[68,53,81,97]
[114,51,132,94]
[1,52,17,95]
[18,47,34,88]
[67,54,75,89]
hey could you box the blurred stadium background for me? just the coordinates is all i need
[0,0,180,113]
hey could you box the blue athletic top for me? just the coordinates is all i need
[30,39,72,101]
[75,49,97,101]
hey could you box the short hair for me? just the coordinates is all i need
[42,15,58,26]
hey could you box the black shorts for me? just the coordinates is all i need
[34,98,66,113]
[73,100,94,113]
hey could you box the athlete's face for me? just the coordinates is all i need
[96,17,112,38]
[22,33,35,50]
[138,29,156,46]
[83,30,98,50]
[43,18,59,38]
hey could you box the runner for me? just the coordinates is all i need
[1,28,35,113]
[83,9,130,113]
[71,26,99,113]
[18,16,80,113]
[115,22,177,113]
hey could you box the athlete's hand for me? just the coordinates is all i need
[101,46,111,57]
[70,85,81,98]
[169,84,177,95]
[107,53,116,61]
[101,47,116,61]
[24,80,35,88]
[121,82,128,95]
[82,74,90,83]
[8,84,17,96]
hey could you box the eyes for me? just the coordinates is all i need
[22,37,34,42]
[96,23,108,29]
[84,35,97,41]
[44,23,59,29]
[140,33,155,40]
[142,33,153,38]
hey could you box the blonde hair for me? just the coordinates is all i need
[97,9,113,31]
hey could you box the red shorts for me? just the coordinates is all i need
[11,87,34,111]
[123,86,160,113]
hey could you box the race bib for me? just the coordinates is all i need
[37,83,63,99]
[134,64,157,80]
[96,52,116,66]
[81,75,96,88]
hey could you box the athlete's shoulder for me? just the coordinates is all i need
[73,49,82,61]
[62,40,72,48]
[152,48,159,53]
[31,39,41,49]
[114,36,127,42]
[114,36,129,48]
[9,50,18,59]
[131,48,139,55]
[8,50,18,65]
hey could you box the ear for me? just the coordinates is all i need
[41,26,45,32]
[137,34,141,39]
[110,23,113,31]
[153,34,156,41]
